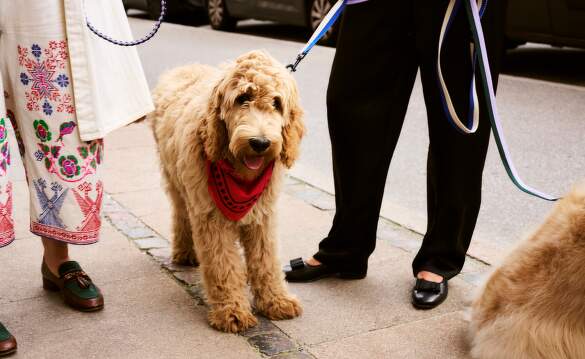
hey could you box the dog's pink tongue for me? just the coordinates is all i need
[244,156,264,170]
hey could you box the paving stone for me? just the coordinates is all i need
[173,269,202,285]
[309,311,470,359]
[148,247,198,272]
[241,317,282,338]
[271,351,315,359]
[134,237,169,249]
[247,332,298,356]
[123,226,159,240]
[186,285,207,305]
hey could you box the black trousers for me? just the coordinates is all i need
[313,0,507,279]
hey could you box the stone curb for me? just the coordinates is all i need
[102,194,315,358]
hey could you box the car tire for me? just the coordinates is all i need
[309,0,338,46]
[207,0,237,31]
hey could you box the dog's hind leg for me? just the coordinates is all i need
[166,181,198,266]
[193,217,258,333]
[240,219,302,320]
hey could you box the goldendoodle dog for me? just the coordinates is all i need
[149,50,304,333]
[469,183,585,359]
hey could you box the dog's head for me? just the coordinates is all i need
[199,50,305,179]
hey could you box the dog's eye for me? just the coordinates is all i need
[273,97,283,113]
[235,93,252,105]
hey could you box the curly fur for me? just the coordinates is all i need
[149,50,304,333]
[469,183,585,359]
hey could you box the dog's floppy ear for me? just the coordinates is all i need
[280,76,305,168]
[199,78,229,162]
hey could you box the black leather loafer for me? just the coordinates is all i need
[411,278,448,310]
[284,258,366,283]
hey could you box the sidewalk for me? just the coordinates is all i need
[0,122,491,358]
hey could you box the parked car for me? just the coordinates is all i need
[123,0,338,45]
[123,0,585,49]
[506,0,585,49]
[122,0,205,21]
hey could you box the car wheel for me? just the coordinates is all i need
[207,0,237,31]
[309,0,338,46]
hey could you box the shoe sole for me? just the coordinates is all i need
[0,347,16,357]
[286,271,367,283]
[43,277,104,312]
[411,296,447,310]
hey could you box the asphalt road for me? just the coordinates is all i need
[127,17,585,255]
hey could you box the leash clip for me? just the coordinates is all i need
[286,53,307,73]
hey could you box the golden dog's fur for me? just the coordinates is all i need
[470,183,585,359]
[148,51,304,333]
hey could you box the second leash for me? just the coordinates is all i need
[85,0,167,46]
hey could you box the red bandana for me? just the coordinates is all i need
[206,159,274,221]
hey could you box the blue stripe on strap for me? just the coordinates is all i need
[287,0,346,72]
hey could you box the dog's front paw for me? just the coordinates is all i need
[171,248,199,266]
[257,295,303,320]
[208,304,258,333]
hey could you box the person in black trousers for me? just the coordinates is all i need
[284,0,508,309]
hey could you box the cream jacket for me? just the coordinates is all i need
[64,0,154,140]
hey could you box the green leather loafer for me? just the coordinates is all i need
[0,322,16,357]
[42,260,104,312]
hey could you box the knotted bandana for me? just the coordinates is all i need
[206,159,274,221]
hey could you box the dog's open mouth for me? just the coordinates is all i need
[243,155,265,171]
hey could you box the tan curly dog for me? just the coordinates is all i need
[149,50,304,333]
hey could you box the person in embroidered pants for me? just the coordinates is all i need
[0,0,153,354]
[284,0,508,309]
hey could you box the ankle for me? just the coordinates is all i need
[306,257,322,266]
[42,237,70,276]
[43,256,71,276]
[417,271,444,283]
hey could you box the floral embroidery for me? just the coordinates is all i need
[0,183,15,247]
[0,118,7,143]
[0,119,9,177]
[78,140,104,169]
[58,155,80,178]
[72,181,103,232]
[43,101,53,116]
[57,121,76,143]
[33,119,52,142]
[18,41,74,115]
[33,179,68,229]
[55,74,69,88]
[35,140,98,183]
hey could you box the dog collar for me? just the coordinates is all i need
[206,159,275,221]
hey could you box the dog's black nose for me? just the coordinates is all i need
[249,137,271,153]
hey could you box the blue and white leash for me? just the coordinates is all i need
[85,0,167,46]
[288,0,558,201]
[287,0,347,72]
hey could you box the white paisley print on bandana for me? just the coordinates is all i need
[11,40,105,244]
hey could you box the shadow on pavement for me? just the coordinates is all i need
[502,45,585,87]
